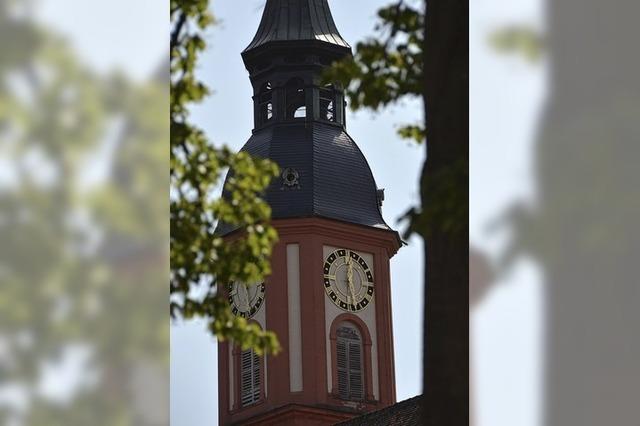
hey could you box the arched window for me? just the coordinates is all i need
[294,106,306,118]
[240,347,262,407]
[285,78,306,119]
[258,82,273,124]
[319,86,336,122]
[336,322,364,401]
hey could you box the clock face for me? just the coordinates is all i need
[323,249,374,312]
[227,282,266,319]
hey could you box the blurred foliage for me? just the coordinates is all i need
[0,1,168,424]
[490,25,546,63]
[486,23,545,272]
[170,0,280,355]
[323,0,426,144]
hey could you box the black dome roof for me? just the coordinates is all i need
[244,0,351,54]
[216,122,391,236]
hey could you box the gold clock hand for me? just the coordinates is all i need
[346,253,357,306]
[239,284,249,309]
[348,282,357,307]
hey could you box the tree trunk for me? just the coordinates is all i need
[421,1,469,425]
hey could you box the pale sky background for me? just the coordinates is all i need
[34,1,546,425]
[470,1,545,425]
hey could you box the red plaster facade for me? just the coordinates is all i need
[218,217,400,425]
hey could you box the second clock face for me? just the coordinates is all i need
[227,282,265,318]
[324,249,374,312]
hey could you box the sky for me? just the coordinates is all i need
[470,1,545,425]
[34,0,546,425]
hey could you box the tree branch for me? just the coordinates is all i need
[170,11,187,51]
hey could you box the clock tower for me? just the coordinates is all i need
[217,1,402,424]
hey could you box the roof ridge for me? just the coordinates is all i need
[334,394,424,425]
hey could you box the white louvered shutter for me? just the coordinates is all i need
[336,324,364,401]
[240,348,261,407]
[337,338,348,399]
[252,351,261,403]
[348,341,364,400]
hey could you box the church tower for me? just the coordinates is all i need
[217,1,402,424]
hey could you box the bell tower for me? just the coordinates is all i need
[217,1,402,424]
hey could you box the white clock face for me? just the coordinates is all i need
[227,282,265,319]
[323,249,374,312]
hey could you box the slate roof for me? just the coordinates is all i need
[244,0,351,53]
[335,395,424,426]
[215,122,393,236]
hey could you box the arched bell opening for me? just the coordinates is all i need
[285,78,307,120]
[319,85,336,122]
[257,82,274,126]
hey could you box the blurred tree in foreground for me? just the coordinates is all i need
[490,25,545,63]
[491,2,640,425]
[325,0,468,423]
[0,2,168,424]
[170,0,280,354]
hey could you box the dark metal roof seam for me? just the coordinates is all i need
[318,0,338,45]
[322,0,348,47]
[247,0,272,50]
[307,0,323,44]
[296,0,305,40]
[300,0,312,40]
[313,0,332,44]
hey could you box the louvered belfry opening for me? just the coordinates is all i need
[258,82,274,125]
[285,78,306,119]
[336,323,364,401]
[319,86,336,122]
[240,348,262,407]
